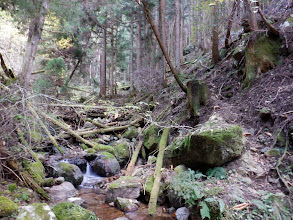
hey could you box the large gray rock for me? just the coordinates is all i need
[106,176,142,202]
[66,157,87,172]
[175,207,190,220]
[114,197,138,212]
[53,162,83,187]
[90,152,120,177]
[47,182,78,202]
[169,114,245,169]
[17,203,57,220]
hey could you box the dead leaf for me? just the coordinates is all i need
[232,203,250,210]
[264,132,272,137]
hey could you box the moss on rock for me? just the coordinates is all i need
[243,35,281,87]
[17,203,56,220]
[93,144,115,155]
[23,160,45,185]
[100,152,115,159]
[0,196,18,217]
[123,126,138,139]
[114,141,130,163]
[52,202,97,220]
[58,162,74,172]
[143,124,161,151]
[169,115,245,169]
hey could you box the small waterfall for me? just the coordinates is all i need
[80,162,104,188]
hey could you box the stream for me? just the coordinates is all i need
[77,162,174,220]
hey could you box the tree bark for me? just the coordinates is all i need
[225,0,238,49]
[110,26,115,97]
[140,0,187,93]
[175,0,181,71]
[148,128,169,216]
[130,16,135,92]
[136,12,142,72]
[211,3,219,65]
[100,27,107,96]
[20,0,49,90]
[159,0,167,85]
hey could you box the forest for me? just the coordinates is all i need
[0,0,292,219]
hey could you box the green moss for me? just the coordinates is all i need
[174,165,188,174]
[0,196,18,217]
[31,130,43,142]
[108,176,136,189]
[23,160,45,185]
[58,162,74,172]
[265,148,281,157]
[42,178,55,187]
[101,152,115,159]
[7,183,17,192]
[93,144,115,155]
[145,175,155,193]
[17,203,57,220]
[123,126,138,139]
[200,125,243,146]
[244,35,281,87]
[286,17,293,22]
[80,144,88,150]
[86,148,96,155]
[52,202,97,220]
[115,142,130,161]
[143,124,160,150]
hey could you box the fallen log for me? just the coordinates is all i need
[37,110,115,154]
[148,128,169,216]
[27,103,64,154]
[85,118,110,128]
[125,138,143,176]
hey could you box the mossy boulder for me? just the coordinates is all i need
[52,202,97,220]
[169,115,245,169]
[17,203,56,220]
[23,160,45,185]
[53,162,83,187]
[243,35,281,87]
[90,152,120,177]
[84,148,97,161]
[113,140,130,165]
[186,79,209,117]
[143,175,166,205]
[143,124,161,151]
[0,196,18,217]
[114,197,138,212]
[123,126,138,140]
[93,144,115,155]
[106,176,142,202]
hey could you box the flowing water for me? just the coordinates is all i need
[77,163,174,220]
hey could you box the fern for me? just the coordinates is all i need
[199,201,211,219]
[206,167,227,179]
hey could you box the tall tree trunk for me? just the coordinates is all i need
[211,3,219,65]
[136,12,142,72]
[140,0,187,93]
[180,0,184,63]
[159,0,167,85]
[110,26,115,97]
[20,0,49,90]
[100,28,107,97]
[175,0,181,71]
[130,16,135,92]
[225,0,238,49]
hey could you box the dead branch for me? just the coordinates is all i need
[85,118,110,128]
[258,9,280,37]
[27,103,64,154]
[0,52,15,79]
[125,135,143,176]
